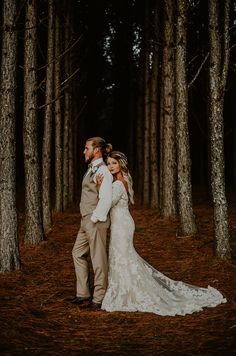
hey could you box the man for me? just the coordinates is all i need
[71,137,113,309]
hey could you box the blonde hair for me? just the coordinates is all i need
[87,137,112,159]
[107,151,134,204]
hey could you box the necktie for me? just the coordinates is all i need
[83,164,92,178]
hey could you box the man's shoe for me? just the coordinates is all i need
[70,296,91,305]
[91,302,101,309]
[80,301,102,310]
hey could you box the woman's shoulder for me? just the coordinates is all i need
[113,179,128,192]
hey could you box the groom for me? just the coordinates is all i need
[71,137,113,309]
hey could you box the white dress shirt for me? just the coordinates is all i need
[88,158,113,223]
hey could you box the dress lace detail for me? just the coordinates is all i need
[101,181,226,316]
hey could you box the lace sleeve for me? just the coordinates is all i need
[112,181,124,207]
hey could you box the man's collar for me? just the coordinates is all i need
[90,158,103,167]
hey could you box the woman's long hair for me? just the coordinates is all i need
[107,151,134,204]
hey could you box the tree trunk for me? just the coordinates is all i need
[143,0,150,206]
[0,0,20,271]
[135,65,144,196]
[149,2,159,209]
[68,113,75,205]
[208,0,231,259]
[42,0,54,229]
[133,6,145,195]
[54,9,63,212]
[175,0,197,235]
[23,0,44,244]
[160,0,177,218]
[233,113,236,189]
[63,0,71,210]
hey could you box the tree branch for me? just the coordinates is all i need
[188,53,209,89]
[37,93,64,110]
[37,65,81,110]
[37,35,83,72]
[60,66,80,89]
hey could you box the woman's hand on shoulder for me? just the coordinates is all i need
[96,173,104,190]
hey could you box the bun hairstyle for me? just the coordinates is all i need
[105,143,113,155]
[87,137,113,159]
[107,151,134,205]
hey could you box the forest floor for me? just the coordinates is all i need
[0,191,236,355]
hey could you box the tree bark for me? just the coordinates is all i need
[68,113,75,205]
[175,0,197,235]
[23,0,44,244]
[208,0,231,259]
[42,0,54,228]
[135,64,144,196]
[0,0,20,271]
[149,2,159,209]
[63,0,71,210]
[54,9,63,212]
[160,0,177,218]
[233,113,236,189]
[143,0,150,206]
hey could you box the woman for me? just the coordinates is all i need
[97,151,226,316]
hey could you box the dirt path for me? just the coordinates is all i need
[0,204,235,355]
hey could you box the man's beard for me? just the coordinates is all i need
[85,152,95,164]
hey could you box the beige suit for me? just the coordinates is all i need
[72,162,111,304]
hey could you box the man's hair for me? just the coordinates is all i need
[87,137,112,158]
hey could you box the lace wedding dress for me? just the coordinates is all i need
[101,181,226,316]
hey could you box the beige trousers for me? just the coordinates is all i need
[72,215,109,304]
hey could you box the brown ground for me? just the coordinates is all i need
[0,195,236,355]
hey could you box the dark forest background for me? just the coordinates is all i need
[1,4,236,354]
[13,0,236,187]
[0,0,236,271]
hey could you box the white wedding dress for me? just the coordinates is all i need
[101,180,226,316]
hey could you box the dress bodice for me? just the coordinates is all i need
[111,180,129,210]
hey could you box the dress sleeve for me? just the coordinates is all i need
[111,181,124,207]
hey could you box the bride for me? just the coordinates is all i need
[97,151,226,316]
